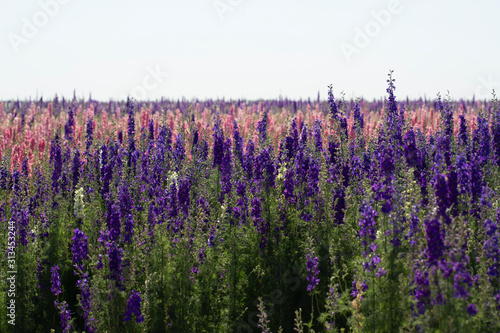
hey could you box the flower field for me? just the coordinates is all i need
[1,72,500,332]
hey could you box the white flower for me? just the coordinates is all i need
[74,187,85,217]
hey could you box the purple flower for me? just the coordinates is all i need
[72,149,81,190]
[467,303,478,316]
[127,97,136,153]
[404,130,419,168]
[148,119,154,141]
[54,300,72,333]
[77,275,95,332]
[470,154,483,204]
[328,139,340,167]
[340,117,348,142]
[220,138,232,201]
[51,265,62,296]
[424,218,445,266]
[0,158,8,190]
[124,289,144,323]
[64,101,76,142]
[118,182,133,218]
[484,217,499,280]
[359,202,378,253]
[96,255,103,270]
[71,229,89,270]
[85,118,94,153]
[313,119,323,152]
[433,171,451,225]
[99,145,113,197]
[257,109,268,146]
[178,177,190,217]
[212,112,224,168]
[328,85,338,119]
[107,242,123,287]
[437,95,453,139]
[50,134,63,194]
[407,213,420,246]
[107,201,121,242]
[373,138,395,214]
[307,157,320,198]
[168,182,178,219]
[447,166,459,217]
[251,197,262,227]
[492,106,500,167]
[285,119,299,161]
[300,124,308,148]
[173,134,185,170]
[243,140,255,179]
[456,154,471,196]
[283,168,296,205]
[255,145,275,189]
[458,114,468,147]
[353,100,364,131]
[192,129,199,149]
[233,121,244,165]
[385,72,399,135]
[477,113,491,164]
[123,214,134,244]
[306,253,320,291]
[118,131,123,145]
[412,267,431,315]
[333,187,346,225]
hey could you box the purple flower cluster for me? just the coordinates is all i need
[313,119,323,152]
[484,217,499,284]
[458,114,469,147]
[283,168,296,205]
[51,264,62,296]
[212,112,224,168]
[64,101,76,142]
[178,177,190,218]
[54,300,72,333]
[255,145,275,189]
[127,97,136,154]
[493,105,500,167]
[123,213,134,244]
[306,253,320,291]
[107,242,124,288]
[328,84,338,119]
[412,266,431,315]
[77,275,95,332]
[257,109,269,146]
[72,149,81,189]
[233,121,244,165]
[85,118,94,153]
[71,228,89,270]
[220,138,232,201]
[243,140,255,180]
[107,200,121,242]
[173,134,185,170]
[50,134,63,194]
[285,119,299,161]
[124,289,144,323]
[359,202,378,250]
[424,218,445,266]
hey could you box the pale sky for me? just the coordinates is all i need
[1,0,499,101]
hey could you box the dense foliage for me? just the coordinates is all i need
[1,72,500,332]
